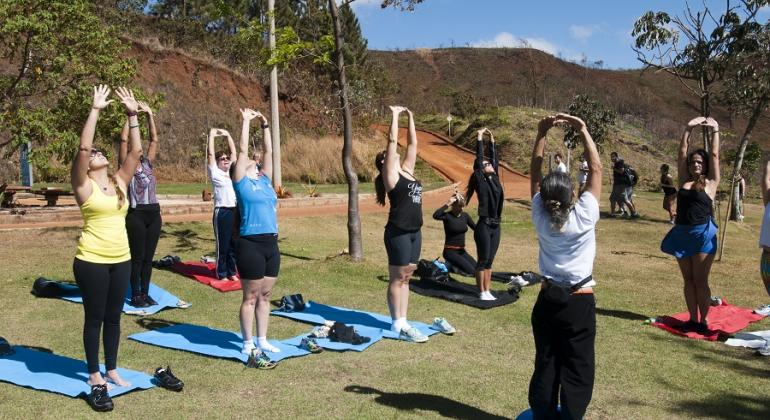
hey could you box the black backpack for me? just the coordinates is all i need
[415,259,449,283]
[624,166,638,186]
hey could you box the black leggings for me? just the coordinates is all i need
[529,291,596,420]
[443,248,477,276]
[474,221,501,270]
[73,258,130,374]
[126,204,162,297]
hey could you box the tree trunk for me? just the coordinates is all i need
[700,77,711,152]
[329,0,363,261]
[728,98,767,221]
[268,0,283,188]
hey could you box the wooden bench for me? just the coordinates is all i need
[31,188,74,206]
[0,184,31,208]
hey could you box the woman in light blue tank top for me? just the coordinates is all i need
[231,108,280,365]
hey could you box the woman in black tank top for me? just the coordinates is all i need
[660,117,721,334]
[374,106,428,343]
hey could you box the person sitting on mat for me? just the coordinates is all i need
[71,85,144,411]
[432,190,476,276]
[660,117,721,334]
[207,128,239,281]
[232,108,281,361]
[466,127,504,301]
[528,113,601,420]
[118,101,161,308]
[375,105,428,343]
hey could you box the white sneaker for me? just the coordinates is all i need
[753,304,770,316]
[758,342,770,356]
[399,327,428,343]
[480,291,497,301]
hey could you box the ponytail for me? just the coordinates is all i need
[540,172,573,231]
[375,151,386,206]
[109,175,126,209]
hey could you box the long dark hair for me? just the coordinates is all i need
[375,151,386,206]
[687,149,709,191]
[540,172,573,231]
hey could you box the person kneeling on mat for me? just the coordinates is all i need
[528,114,601,419]
[433,191,476,276]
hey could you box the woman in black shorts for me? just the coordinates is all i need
[231,107,281,362]
[466,128,504,301]
[375,106,428,343]
[433,191,476,276]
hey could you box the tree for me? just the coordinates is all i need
[0,0,142,180]
[562,95,616,150]
[720,22,770,222]
[632,1,767,151]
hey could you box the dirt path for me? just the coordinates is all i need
[2,128,528,230]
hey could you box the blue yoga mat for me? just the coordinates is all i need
[128,324,310,363]
[271,301,439,340]
[62,283,191,316]
[0,346,154,398]
[282,325,384,352]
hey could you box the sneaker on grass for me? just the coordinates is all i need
[753,304,770,316]
[431,317,456,335]
[399,326,428,343]
[246,349,276,369]
[758,343,770,357]
[300,337,323,354]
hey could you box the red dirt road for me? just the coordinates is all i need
[381,126,530,199]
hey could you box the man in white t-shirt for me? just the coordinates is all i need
[527,113,601,419]
[554,152,567,174]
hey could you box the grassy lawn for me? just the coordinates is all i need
[1,190,768,419]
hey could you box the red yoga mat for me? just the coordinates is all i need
[651,299,765,341]
[169,261,242,292]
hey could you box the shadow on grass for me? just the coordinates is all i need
[596,307,649,321]
[507,198,532,210]
[610,250,669,260]
[344,385,509,420]
[135,317,180,331]
[161,228,210,253]
[673,393,770,420]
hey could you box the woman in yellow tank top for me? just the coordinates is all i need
[71,85,143,412]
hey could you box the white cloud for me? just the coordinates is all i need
[471,32,559,55]
[347,0,381,8]
[569,25,597,41]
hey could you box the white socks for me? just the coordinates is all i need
[480,291,497,301]
[258,337,280,353]
[391,317,412,332]
[242,340,255,354]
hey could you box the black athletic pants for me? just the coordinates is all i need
[73,258,131,374]
[529,291,596,420]
[126,204,162,297]
[213,207,238,279]
[474,221,500,270]
[442,248,477,276]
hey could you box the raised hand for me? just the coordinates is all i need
[241,108,259,121]
[686,116,707,129]
[138,101,153,116]
[537,115,557,133]
[477,127,489,140]
[91,85,113,110]
[554,113,586,130]
[114,87,139,113]
[703,117,719,131]
[389,105,407,114]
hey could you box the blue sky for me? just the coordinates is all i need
[351,0,770,69]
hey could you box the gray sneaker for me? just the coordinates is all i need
[753,304,770,316]
[399,326,429,343]
[758,342,770,357]
[431,317,456,335]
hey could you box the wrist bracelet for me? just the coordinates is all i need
[261,123,269,129]
[129,124,140,129]
[127,111,138,117]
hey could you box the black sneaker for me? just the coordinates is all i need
[143,294,159,306]
[88,384,114,412]
[154,366,184,392]
[130,295,150,308]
